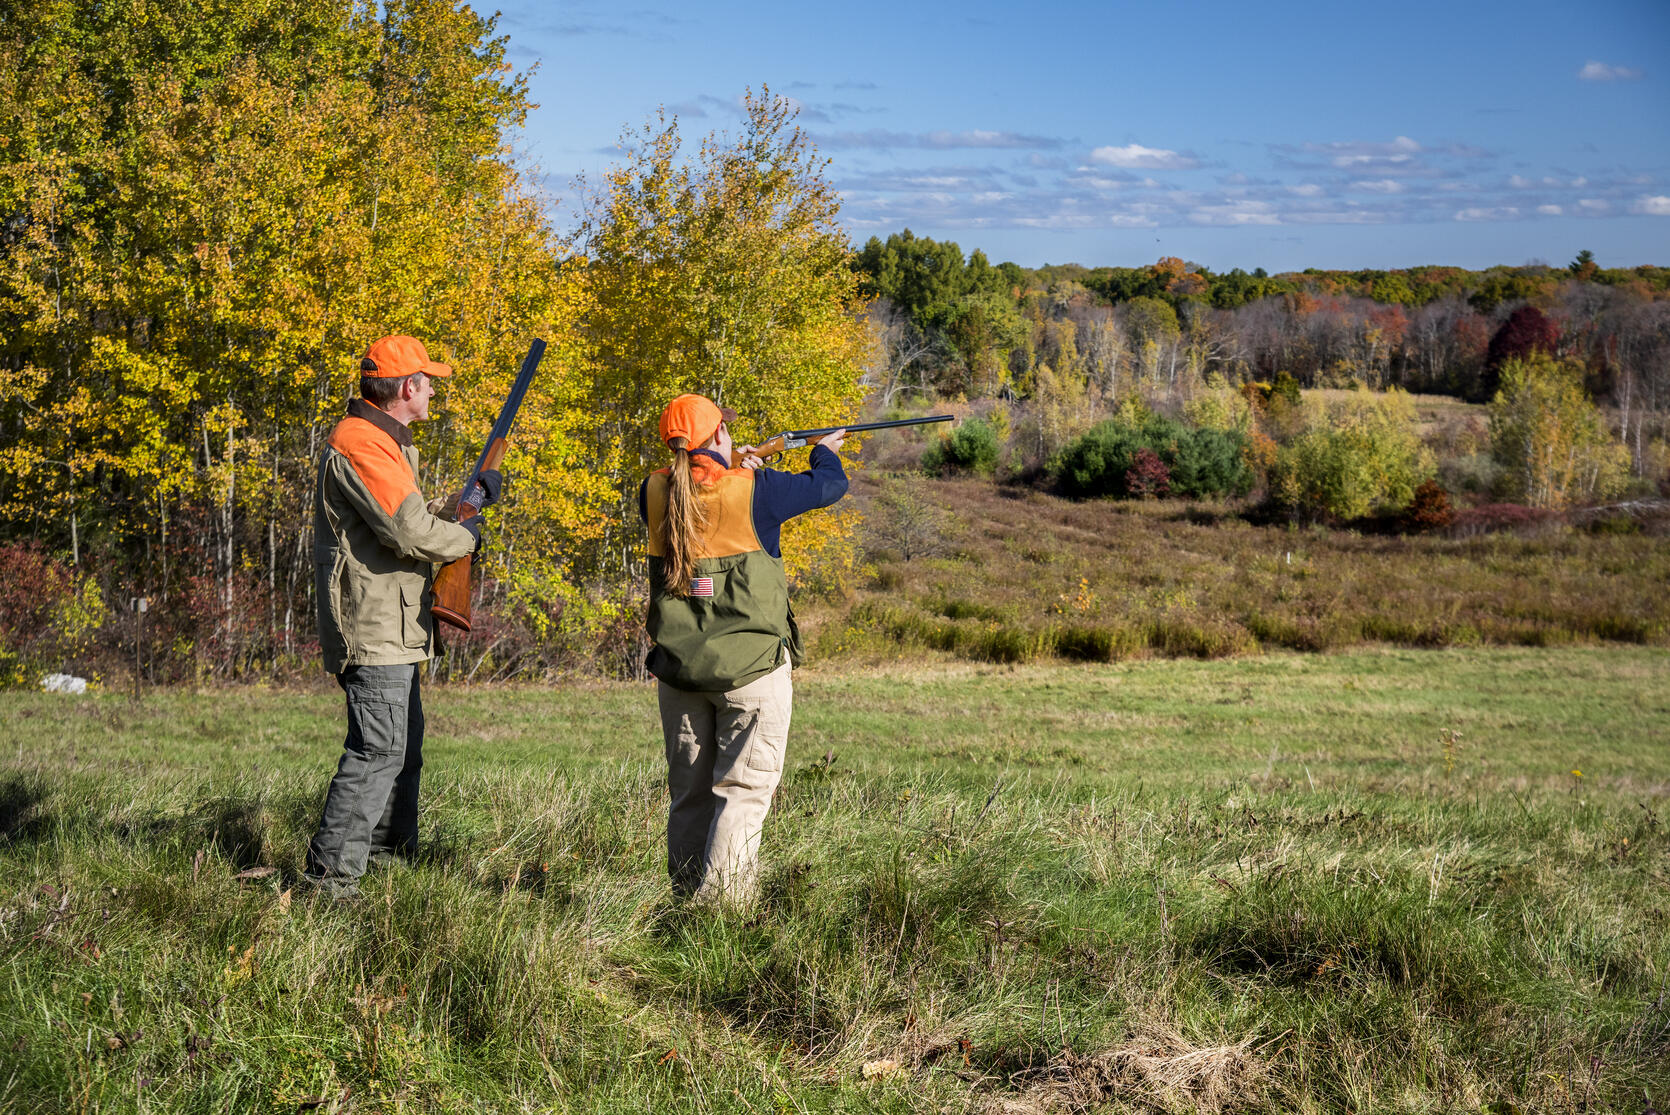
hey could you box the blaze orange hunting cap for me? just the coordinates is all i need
[658,394,737,448]
[360,335,453,378]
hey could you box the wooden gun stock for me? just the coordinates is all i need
[431,437,508,633]
[740,431,797,463]
[431,337,545,634]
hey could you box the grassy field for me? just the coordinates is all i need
[832,473,1670,666]
[3,647,1668,1113]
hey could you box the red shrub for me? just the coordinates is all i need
[0,543,76,638]
[0,543,98,684]
[1125,448,1172,500]
[1402,479,1455,533]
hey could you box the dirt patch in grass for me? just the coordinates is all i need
[977,1027,1273,1114]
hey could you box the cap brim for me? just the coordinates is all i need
[424,362,454,378]
[718,406,738,423]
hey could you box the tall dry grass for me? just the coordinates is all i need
[831,474,1669,665]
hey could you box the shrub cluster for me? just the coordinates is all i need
[847,478,1668,668]
[1267,389,1429,520]
[841,600,1257,665]
[1051,415,1253,500]
[921,417,1002,476]
[1401,479,1456,533]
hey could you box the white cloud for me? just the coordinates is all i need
[925,130,1061,149]
[1288,183,1324,197]
[1013,213,1159,230]
[1089,143,1200,170]
[1072,176,1134,191]
[1538,205,1564,216]
[1577,199,1610,213]
[1333,153,1415,168]
[1188,200,1279,226]
[814,129,1064,150]
[1352,179,1406,193]
[1511,174,1589,189]
[1454,207,1521,222]
[1633,195,1670,216]
[1318,136,1421,169]
[1578,61,1642,82]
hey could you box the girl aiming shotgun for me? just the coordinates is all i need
[637,394,848,905]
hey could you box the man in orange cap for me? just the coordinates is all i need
[303,335,501,900]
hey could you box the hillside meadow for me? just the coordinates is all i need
[824,450,1668,668]
[3,647,1668,1113]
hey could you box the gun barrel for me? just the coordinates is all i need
[467,338,545,482]
[790,414,953,438]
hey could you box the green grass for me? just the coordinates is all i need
[3,647,1669,1112]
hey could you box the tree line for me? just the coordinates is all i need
[856,232,1670,477]
[2,0,1662,687]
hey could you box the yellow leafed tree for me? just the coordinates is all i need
[564,90,869,595]
[1489,355,1628,509]
[0,0,591,677]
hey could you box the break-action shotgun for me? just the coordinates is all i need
[432,338,545,632]
[740,414,953,463]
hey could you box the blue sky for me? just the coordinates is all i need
[492,0,1669,273]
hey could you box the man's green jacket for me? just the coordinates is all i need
[313,400,476,674]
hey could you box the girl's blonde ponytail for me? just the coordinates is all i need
[660,437,707,595]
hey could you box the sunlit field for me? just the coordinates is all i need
[4,647,1667,1113]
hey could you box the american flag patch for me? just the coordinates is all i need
[690,576,715,597]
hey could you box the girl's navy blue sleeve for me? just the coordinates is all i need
[749,444,848,558]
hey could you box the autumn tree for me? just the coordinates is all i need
[566,90,868,590]
[1121,296,1181,391]
[1268,389,1430,520]
[1488,355,1628,509]
[1480,306,1561,402]
[0,0,581,676]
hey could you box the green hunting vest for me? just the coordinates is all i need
[643,468,802,692]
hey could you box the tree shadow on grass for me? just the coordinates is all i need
[0,772,53,844]
[0,773,319,876]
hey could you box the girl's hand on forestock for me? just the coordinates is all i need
[818,429,848,455]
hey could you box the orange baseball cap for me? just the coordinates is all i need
[359,335,454,378]
[658,394,737,448]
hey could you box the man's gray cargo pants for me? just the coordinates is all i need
[305,662,424,887]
